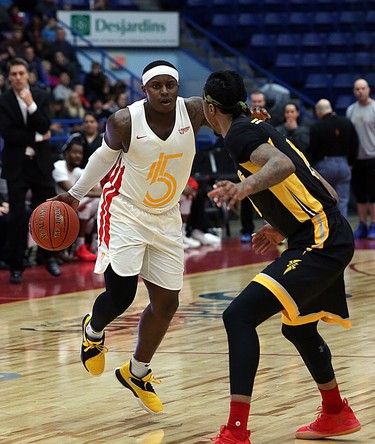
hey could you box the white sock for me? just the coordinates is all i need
[130,356,150,378]
[86,322,104,340]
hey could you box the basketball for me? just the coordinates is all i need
[29,201,80,251]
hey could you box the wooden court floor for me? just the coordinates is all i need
[1,238,375,443]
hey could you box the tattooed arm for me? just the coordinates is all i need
[208,143,295,208]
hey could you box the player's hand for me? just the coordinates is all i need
[250,106,271,121]
[251,223,285,254]
[48,192,80,210]
[207,180,247,209]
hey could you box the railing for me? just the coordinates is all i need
[181,17,316,121]
[57,19,143,103]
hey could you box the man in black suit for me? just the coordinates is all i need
[0,57,61,284]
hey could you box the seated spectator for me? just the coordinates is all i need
[73,83,90,109]
[105,91,128,114]
[90,97,111,124]
[180,177,201,249]
[65,91,86,120]
[53,71,73,102]
[35,0,58,22]
[51,50,78,84]
[276,102,310,155]
[40,16,58,45]
[0,24,28,72]
[71,111,103,168]
[47,27,81,74]
[41,58,59,89]
[24,45,46,85]
[84,61,110,103]
[52,137,101,261]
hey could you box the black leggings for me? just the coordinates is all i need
[90,265,139,331]
[223,281,335,396]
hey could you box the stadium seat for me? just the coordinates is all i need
[304,73,333,101]
[276,33,301,53]
[274,53,302,82]
[263,0,287,12]
[334,94,354,115]
[365,11,375,31]
[288,12,314,32]
[238,0,263,13]
[263,12,289,32]
[352,31,374,50]
[247,33,276,67]
[66,0,90,8]
[326,52,353,73]
[301,32,326,52]
[212,0,235,13]
[326,32,351,52]
[332,73,356,92]
[209,13,241,44]
[238,13,264,38]
[109,0,139,9]
[182,0,213,26]
[300,53,327,73]
[315,0,340,11]
[313,11,339,32]
[339,11,366,31]
[352,52,374,71]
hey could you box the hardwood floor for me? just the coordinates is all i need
[1,237,374,443]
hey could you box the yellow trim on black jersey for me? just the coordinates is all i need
[253,273,351,329]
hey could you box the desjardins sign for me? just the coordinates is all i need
[57,11,179,47]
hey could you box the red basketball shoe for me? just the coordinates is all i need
[295,398,361,439]
[210,425,251,443]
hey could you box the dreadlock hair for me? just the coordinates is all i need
[203,70,251,118]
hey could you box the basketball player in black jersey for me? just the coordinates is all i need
[202,71,361,444]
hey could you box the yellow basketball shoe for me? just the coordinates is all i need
[115,361,163,414]
[81,313,107,376]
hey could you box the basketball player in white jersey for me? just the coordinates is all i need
[52,60,211,414]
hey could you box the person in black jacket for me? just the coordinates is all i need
[0,57,61,284]
[308,99,359,219]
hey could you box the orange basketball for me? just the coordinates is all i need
[29,201,80,251]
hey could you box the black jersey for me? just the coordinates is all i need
[224,117,337,238]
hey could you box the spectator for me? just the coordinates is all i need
[53,71,73,102]
[104,91,128,114]
[276,102,310,155]
[35,0,58,21]
[40,16,58,45]
[180,176,201,249]
[50,50,78,84]
[83,61,110,103]
[73,111,103,168]
[65,91,86,120]
[47,27,81,74]
[73,83,90,109]
[0,57,61,284]
[41,58,59,89]
[90,97,111,124]
[309,99,358,219]
[0,24,28,72]
[260,82,291,126]
[346,78,375,239]
[23,45,46,85]
[52,137,101,261]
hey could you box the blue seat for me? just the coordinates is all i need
[212,0,235,13]
[238,13,264,36]
[248,33,276,67]
[288,12,314,32]
[326,32,351,52]
[332,73,356,90]
[301,33,326,51]
[183,0,213,26]
[238,0,263,13]
[326,53,353,73]
[315,0,340,10]
[339,11,366,31]
[66,0,89,8]
[276,33,301,52]
[289,0,314,11]
[365,11,375,30]
[352,52,374,71]
[304,73,333,100]
[335,94,354,115]
[209,14,241,44]
[301,53,327,73]
[109,0,139,9]
[314,11,339,31]
[352,32,373,50]
[274,53,302,81]
[263,12,288,32]
[263,0,287,11]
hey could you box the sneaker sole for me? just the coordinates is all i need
[115,368,163,415]
[296,423,361,439]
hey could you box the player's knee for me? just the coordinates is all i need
[281,323,299,344]
[223,301,240,330]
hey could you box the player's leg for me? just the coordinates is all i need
[282,322,361,439]
[212,282,283,444]
[115,281,179,414]
[81,265,138,376]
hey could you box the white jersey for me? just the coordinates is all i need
[104,97,196,214]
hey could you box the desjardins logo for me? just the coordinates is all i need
[71,15,91,36]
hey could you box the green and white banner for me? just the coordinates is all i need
[57,11,179,47]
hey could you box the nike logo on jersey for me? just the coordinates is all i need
[283,259,302,275]
[136,135,147,139]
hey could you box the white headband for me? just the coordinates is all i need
[142,65,179,86]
